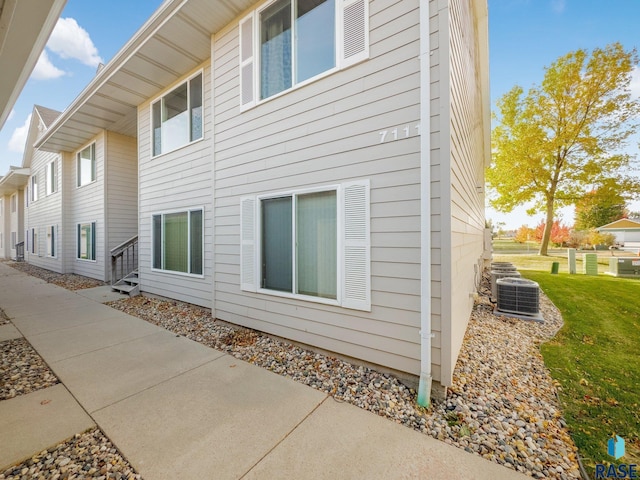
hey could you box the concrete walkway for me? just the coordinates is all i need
[0,263,529,479]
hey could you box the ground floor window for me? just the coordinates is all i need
[47,226,56,257]
[77,222,96,260]
[30,229,36,255]
[11,232,16,250]
[240,180,371,311]
[152,209,203,275]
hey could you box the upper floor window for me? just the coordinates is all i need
[30,175,38,202]
[10,193,17,213]
[46,159,58,195]
[152,72,203,157]
[77,144,96,187]
[239,0,369,109]
[0,198,3,217]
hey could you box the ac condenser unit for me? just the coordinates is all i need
[491,270,521,300]
[496,278,540,316]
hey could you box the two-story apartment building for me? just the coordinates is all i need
[36,0,489,403]
[0,166,29,260]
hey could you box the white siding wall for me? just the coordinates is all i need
[212,0,423,375]
[0,195,8,259]
[63,134,107,281]
[137,63,213,308]
[105,131,138,264]
[24,150,63,272]
[431,0,487,386]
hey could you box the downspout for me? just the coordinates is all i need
[417,0,433,407]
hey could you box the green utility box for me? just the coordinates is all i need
[551,262,560,274]
[583,253,598,276]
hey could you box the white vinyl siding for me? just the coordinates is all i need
[138,63,213,308]
[11,232,17,250]
[151,71,204,157]
[239,0,369,109]
[25,150,63,272]
[216,0,420,375]
[0,198,3,217]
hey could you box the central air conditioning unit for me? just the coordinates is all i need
[608,257,640,277]
[490,266,519,300]
[496,278,540,318]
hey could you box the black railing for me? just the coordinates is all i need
[15,242,24,262]
[110,235,138,284]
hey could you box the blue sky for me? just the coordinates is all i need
[1,0,639,229]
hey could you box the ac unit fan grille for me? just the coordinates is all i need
[496,278,540,315]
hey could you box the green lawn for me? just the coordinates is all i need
[511,268,640,475]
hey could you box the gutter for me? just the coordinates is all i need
[417,0,433,407]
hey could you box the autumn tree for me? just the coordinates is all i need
[487,43,640,255]
[514,225,535,243]
[574,182,627,229]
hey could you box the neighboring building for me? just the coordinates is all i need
[597,218,640,248]
[35,0,490,402]
[0,0,67,128]
[0,167,29,260]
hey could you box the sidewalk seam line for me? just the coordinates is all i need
[238,395,331,479]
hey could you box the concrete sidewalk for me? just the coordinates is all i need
[0,263,529,479]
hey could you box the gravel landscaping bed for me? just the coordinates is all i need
[4,262,105,291]
[0,338,59,400]
[107,271,581,479]
[0,428,142,480]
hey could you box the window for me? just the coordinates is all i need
[77,222,96,260]
[11,232,16,250]
[10,194,16,213]
[31,228,37,255]
[152,209,203,275]
[0,198,3,216]
[30,175,38,202]
[239,0,369,108]
[47,226,56,257]
[46,159,58,195]
[77,144,96,187]
[152,72,203,157]
[240,181,370,310]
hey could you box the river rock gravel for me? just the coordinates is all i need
[106,270,581,479]
[0,338,59,400]
[4,261,105,290]
[0,429,142,480]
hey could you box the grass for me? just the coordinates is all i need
[507,267,640,476]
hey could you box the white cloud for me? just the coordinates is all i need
[7,109,15,122]
[31,50,66,80]
[47,17,103,68]
[629,66,640,99]
[551,0,566,13]
[8,114,32,154]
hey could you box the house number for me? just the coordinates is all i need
[379,124,420,143]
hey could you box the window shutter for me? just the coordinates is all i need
[240,197,257,292]
[342,180,370,311]
[239,13,256,110]
[338,0,369,68]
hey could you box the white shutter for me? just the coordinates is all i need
[338,0,369,68]
[239,13,256,110]
[342,180,370,311]
[240,197,257,292]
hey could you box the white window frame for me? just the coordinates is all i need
[150,207,205,278]
[30,175,38,202]
[255,185,342,307]
[76,221,97,262]
[10,193,17,213]
[239,0,370,110]
[11,232,16,250]
[46,159,58,195]
[77,143,96,187]
[150,70,204,158]
[30,228,37,255]
[46,225,57,258]
[241,180,370,311]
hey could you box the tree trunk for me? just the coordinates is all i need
[539,199,555,256]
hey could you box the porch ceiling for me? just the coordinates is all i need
[0,168,29,195]
[36,0,253,153]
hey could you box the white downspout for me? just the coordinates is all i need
[417,0,433,408]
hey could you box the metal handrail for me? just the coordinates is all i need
[110,235,138,285]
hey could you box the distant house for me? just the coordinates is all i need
[597,218,640,248]
[0,167,29,260]
[35,0,490,404]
